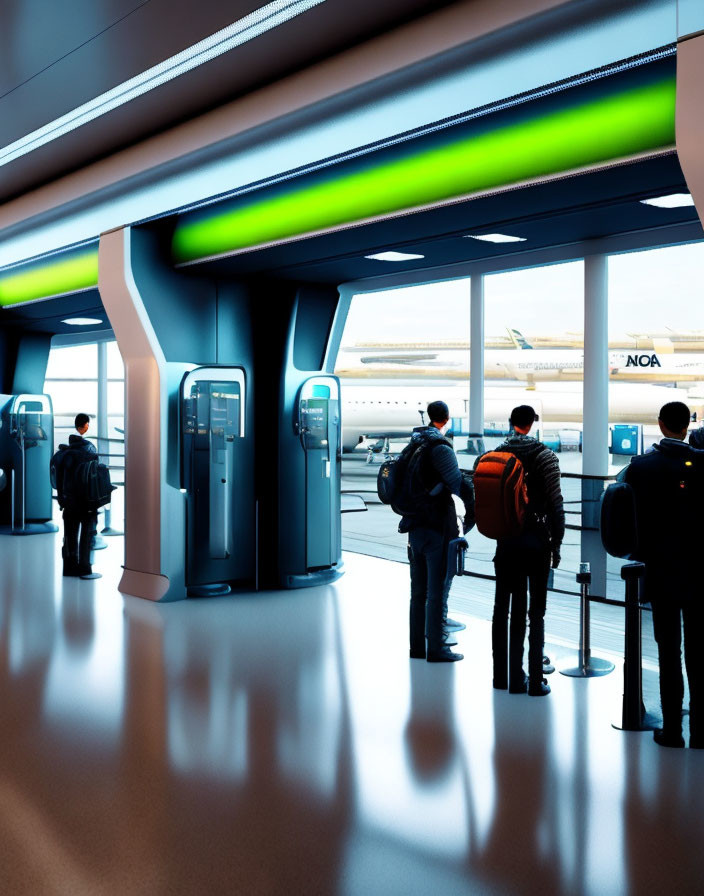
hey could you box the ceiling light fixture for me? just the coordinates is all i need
[61,317,104,326]
[0,0,326,168]
[365,251,425,262]
[639,193,695,208]
[465,233,527,243]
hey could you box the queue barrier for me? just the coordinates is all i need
[612,562,661,732]
[560,561,615,678]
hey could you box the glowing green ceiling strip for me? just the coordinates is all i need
[0,248,99,307]
[172,76,676,264]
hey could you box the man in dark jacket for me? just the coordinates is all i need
[482,405,564,697]
[54,412,99,579]
[400,401,475,663]
[621,401,703,749]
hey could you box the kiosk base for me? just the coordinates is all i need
[285,564,344,589]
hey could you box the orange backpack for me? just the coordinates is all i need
[473,451,529,539]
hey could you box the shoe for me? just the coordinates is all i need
[653,728,684,748]
[445,617,466,632]
[493,680,508,690]
[528,678,551,696]
[509,674,529,694]
[543,655,555,675]
[62,564,79,577]
[410,649,426,660]
[427,633,458,647]
[427,649,464,663]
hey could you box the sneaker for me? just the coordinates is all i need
[543,655,555,675]
[445,617,466,632]
[528,678,551,696]
[653,728,684,748]
[427,649,464,663]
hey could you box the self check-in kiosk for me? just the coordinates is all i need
[181,367,253,595]
[295,376,342,577]
[0,394,57,534]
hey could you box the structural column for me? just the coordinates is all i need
[469,274,484,447]
[581,253,609,598]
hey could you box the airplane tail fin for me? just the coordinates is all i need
[506,327,533,350]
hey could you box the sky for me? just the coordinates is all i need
[341,241,704,346]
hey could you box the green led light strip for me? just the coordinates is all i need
[0,248,99,307]
[172,76,676,264]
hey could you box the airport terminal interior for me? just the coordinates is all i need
[2,1,704,892]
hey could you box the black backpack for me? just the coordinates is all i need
[377,434,448,516]
[73,458,115,508]
[600,481,638,558]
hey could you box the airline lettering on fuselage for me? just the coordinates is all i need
[625,354,661,368]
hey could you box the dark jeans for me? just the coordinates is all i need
[493,535,551,686]
[408,527,454,655]
[647,567,704,740]
[63,509,97,574]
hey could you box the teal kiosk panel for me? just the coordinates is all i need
[0,394,57,534]
[298,377,341,573]
[181,368,253,595]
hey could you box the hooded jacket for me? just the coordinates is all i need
[53,434,97,511]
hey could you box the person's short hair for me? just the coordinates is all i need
[509,405,538,428]
[75,413,90,430]
[658,401,690,433]
[427,400,450,424]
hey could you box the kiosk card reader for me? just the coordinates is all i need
[0,394,57,534]
[181,368,252,594]
[297,376,341,573]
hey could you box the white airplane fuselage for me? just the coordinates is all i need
[339,380,704,452]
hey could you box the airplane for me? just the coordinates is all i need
[339,380,704,453]
[335,329,704,385]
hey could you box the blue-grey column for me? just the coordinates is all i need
[581,254,609,598]
[469,275,484,443]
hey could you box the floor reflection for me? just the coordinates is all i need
[1,543,704,893]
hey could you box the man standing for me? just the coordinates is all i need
[621,401,703,748]
[54,413,99,579]
[482,405,564,696]
[399,401,474,662]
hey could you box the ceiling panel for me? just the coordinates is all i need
[0,0,456,202]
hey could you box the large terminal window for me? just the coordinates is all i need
[335,280,470,562]
[482,261,585,580]
[607,242,704,463]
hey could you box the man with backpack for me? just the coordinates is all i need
[619,401,703,749]
[474,405,564,696]
[52,412,100,579]
[396,401,475,663]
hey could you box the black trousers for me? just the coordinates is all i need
[62,509,97,574]
[408,527,454,655]
[493,535,551,687]
[647,566,704,740]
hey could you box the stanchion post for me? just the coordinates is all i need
[561,561,615,678]
[612,561,660,731]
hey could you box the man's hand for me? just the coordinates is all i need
[551,550,561,569]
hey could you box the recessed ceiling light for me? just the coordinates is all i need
[62,317,103,326]
[0,0,326,168]
[639,193,695,208]
[465,233,527,243]
[365,251,425,262]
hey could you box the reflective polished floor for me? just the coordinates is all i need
[1,533,703,895]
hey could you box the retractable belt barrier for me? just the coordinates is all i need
[560,561,615,678]
[612,562,660,732]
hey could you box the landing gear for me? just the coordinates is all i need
[365,437,391,464]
